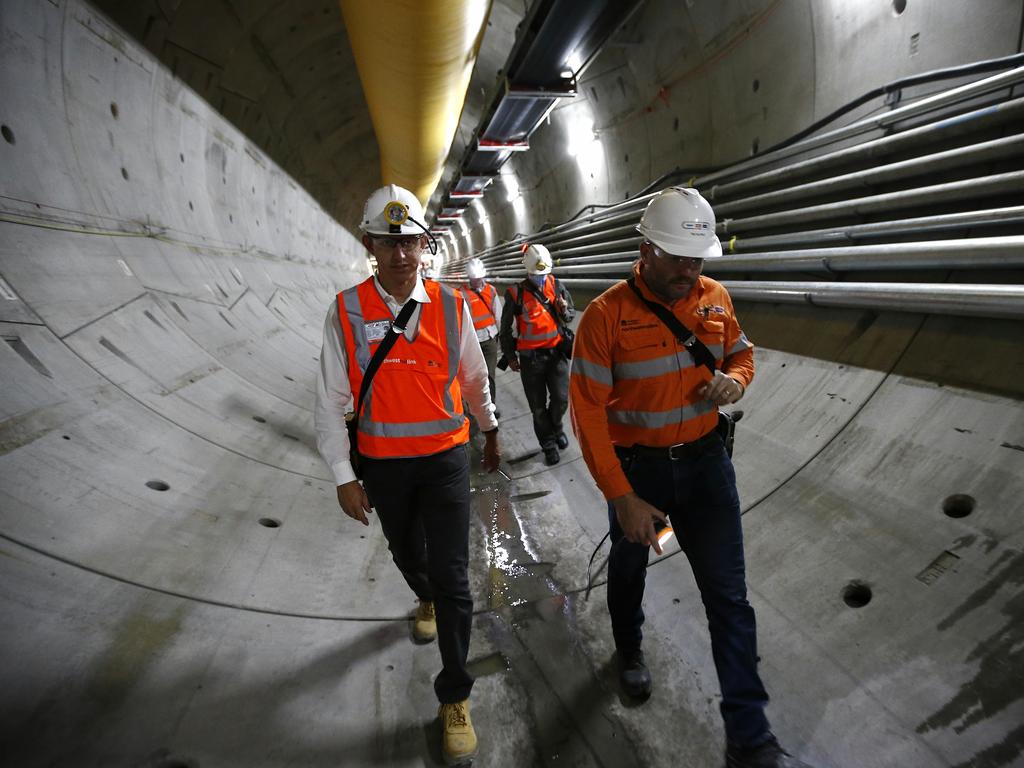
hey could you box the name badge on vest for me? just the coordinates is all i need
[364,319,391,344]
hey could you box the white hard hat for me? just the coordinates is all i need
[361,184,427,236]
[522,243,553,274]
[466,258,487,279]
[636,186,723,259]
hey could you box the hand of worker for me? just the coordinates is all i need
[611,492,669,556]
[336,480,373,526]
[482,429,501,473]
[508,356,521,372]
[700,371,744,405]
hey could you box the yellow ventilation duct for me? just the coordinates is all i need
[339,0,492,207]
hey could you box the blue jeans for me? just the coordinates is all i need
[606,437,771,748]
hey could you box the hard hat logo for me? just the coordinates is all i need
[384,200,409,227]
[636,187,724,259]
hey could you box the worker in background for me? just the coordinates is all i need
[569,187,813,768]
[463,257,503,418]
[499,243,575,466]
[314,184,500,766]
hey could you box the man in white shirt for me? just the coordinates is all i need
[314,184,499,765]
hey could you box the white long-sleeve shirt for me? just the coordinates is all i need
[314,275,498,486]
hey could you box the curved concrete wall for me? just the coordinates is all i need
[2,1,1023,767]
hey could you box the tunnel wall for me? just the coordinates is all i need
[455,0,1023,254]
[0,0,378,611]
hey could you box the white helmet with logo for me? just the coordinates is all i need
[636,186,723,259]
[522,243,553,274]
[361,184,427,236]
[466,258,487,279]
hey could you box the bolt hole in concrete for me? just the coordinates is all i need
[283,375,295,382]
[121,167,129,180]
[62,435,70,440]
[752,78,760,92]
[110,101,119,118]
[1,124,14,144]
[146,480,170,492]
[252,415,266,423]
[892,0,907,15]
[258,518,281,529]
[842,581,872,608]
[942,493,975,518]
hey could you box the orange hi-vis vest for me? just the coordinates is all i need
[337,277,469,459]
[509,275,562,351]
[464,282,498,335]
[569,267,754,500]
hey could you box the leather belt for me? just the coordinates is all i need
[614,430,719,462]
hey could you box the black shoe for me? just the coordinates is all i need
[555,432,569,450]
[618,649,652,700]
[726,737,813,768]
[543,447,560,465]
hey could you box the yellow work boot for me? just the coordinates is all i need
[439,699,477,765]
[413,600,436,643]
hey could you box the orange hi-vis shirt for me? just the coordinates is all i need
[464,282,498,334]
[569,265,754,500]
[508,275,562,351]
[337,277,469,459]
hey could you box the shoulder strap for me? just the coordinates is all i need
[355,298,419,423]
[626,277,716,375]
[522,277,565,330]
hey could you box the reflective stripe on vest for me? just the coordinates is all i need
[512,278,561,350]
[571,275,749,446]
[338,278,468,457]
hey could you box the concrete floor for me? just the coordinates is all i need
[2,1,1023,767]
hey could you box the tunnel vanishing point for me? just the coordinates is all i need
[1,1,1023,767]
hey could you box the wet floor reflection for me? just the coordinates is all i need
[470,475,643,766]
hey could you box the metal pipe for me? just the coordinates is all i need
[706,236,1024,273]
[728,206,1024,251]
[708,97,1024,201]
[714,134,1024,217]
[553,279,1024,320]
[725,281,1024,320]
[455,68,1024,267]
[695,65,1024,189]
[720,171,1024,234]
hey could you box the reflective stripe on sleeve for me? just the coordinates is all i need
[728,333,753,356]
[571,356,613,387]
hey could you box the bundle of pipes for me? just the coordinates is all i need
[443,63,1024,320]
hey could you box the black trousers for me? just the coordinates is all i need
[519,347,569,451]
[360,445,474,703]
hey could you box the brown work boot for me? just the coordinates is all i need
[439,699,478,765]
[413,600,436,643]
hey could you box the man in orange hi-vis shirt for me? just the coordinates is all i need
[570,187,813,768]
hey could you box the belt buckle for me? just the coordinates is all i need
[667,441,688,460]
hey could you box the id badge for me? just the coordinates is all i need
[364,319,391,343]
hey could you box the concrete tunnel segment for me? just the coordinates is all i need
[1,1,1023,767]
